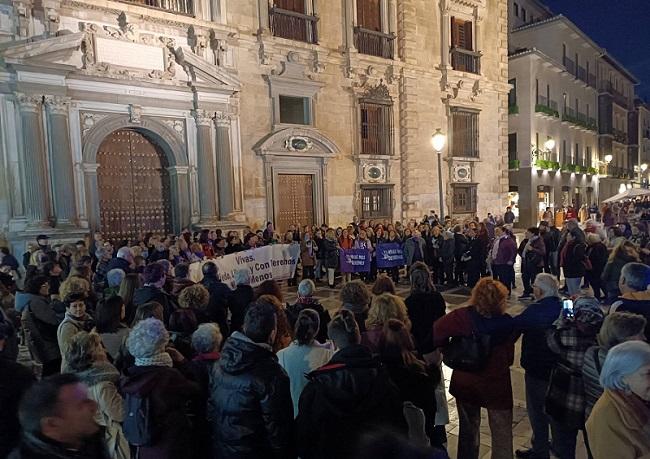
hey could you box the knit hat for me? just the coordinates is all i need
[574,296,605,328]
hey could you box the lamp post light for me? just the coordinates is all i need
[431,129,447,221]
[640,163,648,188]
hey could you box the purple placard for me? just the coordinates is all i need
[339,249,371,273]
[376,243,405,268]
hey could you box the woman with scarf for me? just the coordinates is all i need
[57,292,94,372]
[545,297,604,459]
[287,279,330,344]
[65,331,129,459]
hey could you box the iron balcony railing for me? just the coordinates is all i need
[535,96,559,117]
[354,27,395,59]
[563,56,575,75]
[125,0,193,15]
[612,128,628,144]
[269,7,318,44]
[451,47,481,74]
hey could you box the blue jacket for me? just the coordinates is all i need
[513,296,562,380]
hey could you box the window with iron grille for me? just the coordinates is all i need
[361,186,392,219]
[452,184,478,214]
[360,100,393,155]
[451,108,479,158]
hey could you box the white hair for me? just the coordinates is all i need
[126,318,169,358]
[117,246,133,260]
[533,273,560,298]
[600,341,650,391]
[234,269,250,286]
[298,279,315,297]
[191,323,223,354]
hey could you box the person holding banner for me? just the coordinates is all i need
[339,229,355,284]
[353,230,374,283]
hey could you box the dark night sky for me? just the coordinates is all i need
[542,0,650,100]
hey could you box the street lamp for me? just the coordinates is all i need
[431,129,447,221]
[543,138,556,151]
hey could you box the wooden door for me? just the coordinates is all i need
[97,129,172,240]
[277,174,314,233]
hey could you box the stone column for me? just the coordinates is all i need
[16,93,51,227]
[193,109,219,225]
[45,95,77,226]
[215,114,235,218]
[440,1,451,69]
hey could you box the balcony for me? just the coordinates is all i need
[354,27,394,59]
[270,7,318,44]
[451,47,481,74]
[508,104,519,115]
[535,97,559,118]
[563,56,575,75]
[612,89,631,109]
[612,128,628,144]
[125,0,193,15]
[607,165,634,179]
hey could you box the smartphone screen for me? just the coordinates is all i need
[562,299,574,318]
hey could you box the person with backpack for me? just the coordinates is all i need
[433,278,516,459]
[121,318,201,459]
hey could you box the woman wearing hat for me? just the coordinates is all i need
[57,292,94,372]
[545,296,604,459]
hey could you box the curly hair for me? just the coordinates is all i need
[366,293,411,330]
[65,332,103,372]
[254,279,284,303]
[59,276,90,300]
[127,318,169,358]
[371,275,396,296]
[178,284,210,310]
[340,280,371,309]
[470,277,509,318]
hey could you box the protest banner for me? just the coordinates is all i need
[188,243,300,289]
[376,243,405,268]
[339,248,371,273]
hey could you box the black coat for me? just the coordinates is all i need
[322,239,339,269]
[8,432,110,459]
[295,344,406,459]
[201,276,232,337]
[105,257,132,274]
[561,241,587,278]
[405,292,446,356]
[0,360,35,458]
[210,332,294,459]
[286,299,331,344]
[586,242,608,277]
[228,285,254,334]
[133,285,177,324]
[454,233,468,260]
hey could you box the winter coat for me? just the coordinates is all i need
[278,341,334,417]
[586,389,650,459]
[453,233,468,260]
[322,239,339,269]
[228,285,254,334]
[286,297,331,344]
[611,290,650,340]
[433,306,515,410]
[210,331,294,459]
[492,235,517,265]
[522,236,546,270]
[0,359,35,458]
[405,291,446,356]
[200,276,231,336]
[76,362,129,459]
[512,296,562,380]
[586,242,608,277]
[105,257,132,274]
[340,302,369,334]
[403,237,426,266]
[602,254,639,292]
[561,240,587,278]
[189,352,221,459]
[133,285,177,324]
[295,344,407,459]
[121,362,201,459]
[21,295,61,365]
[582,346,607,419]
[440,237,455,261]
[171,278,195,297]
[98,326,130,363]
[58,313,94,371]
[8,432,110,459]
[300,240,317,267]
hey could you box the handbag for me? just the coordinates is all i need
[442,311,491,372]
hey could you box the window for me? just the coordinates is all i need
[514,2,519,17]
[361,186,392,219]
[452,185,478,214]
[451,108,479,158]
[450,17,479,73]
[562,140,567,164]
[575,143,580,165]
[586,146,592,167]
[451,17,473,50]
[279,96,311,125]
[508,133,517,162]
[359,100,393,155]
[354,0,394,59]
[270,0,318,44]
[508,78,517,106]
[127,0,194,15]
[522,7,527,22]
[535,78,539,104]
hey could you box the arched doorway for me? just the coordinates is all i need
[96,129,172,239]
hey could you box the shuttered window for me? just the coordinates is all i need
[451,108,479,158]
[274,0,305,12]
[361,186,392,219]
[451,17,473,51]
[452,185,478,213]
[360,101,393,155]
[357,0,381,31]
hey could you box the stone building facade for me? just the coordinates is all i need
[0,0,508,251]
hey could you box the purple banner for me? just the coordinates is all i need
[339,249,371,273]
[376,243,405,268]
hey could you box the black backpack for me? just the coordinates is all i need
[123,392,153,447]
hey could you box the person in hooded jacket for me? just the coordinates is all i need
[210,300,295,459]
[295,309,406,459]
[200,261,231,337]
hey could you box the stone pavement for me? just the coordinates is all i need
[283,276,590,459]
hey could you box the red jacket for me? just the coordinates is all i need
[434,306,515,410]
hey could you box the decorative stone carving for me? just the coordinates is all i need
[285,136,313,152]
[452,162,472,182]
[162,119,185,137]
[362,81,392,101]
[44,96,70,115]
[214,112,232,127]
[311,50,326,74]
[80,112,109,138]
[13,0,31,37]
[193,109,213,127]
[128,104,142,124]
[470,80,483,102]
[15,93,42,113]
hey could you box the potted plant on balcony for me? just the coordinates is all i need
[508,159,520,170]
[549,161,560,171]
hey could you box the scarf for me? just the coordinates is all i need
[135,352,173,368]
[296,296,316,305]
[621,290,650,301]
[608,389,650,430]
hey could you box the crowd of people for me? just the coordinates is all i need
[0,200,649,459]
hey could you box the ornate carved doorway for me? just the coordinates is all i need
[277,174,314,232]
[96,129,172,239]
